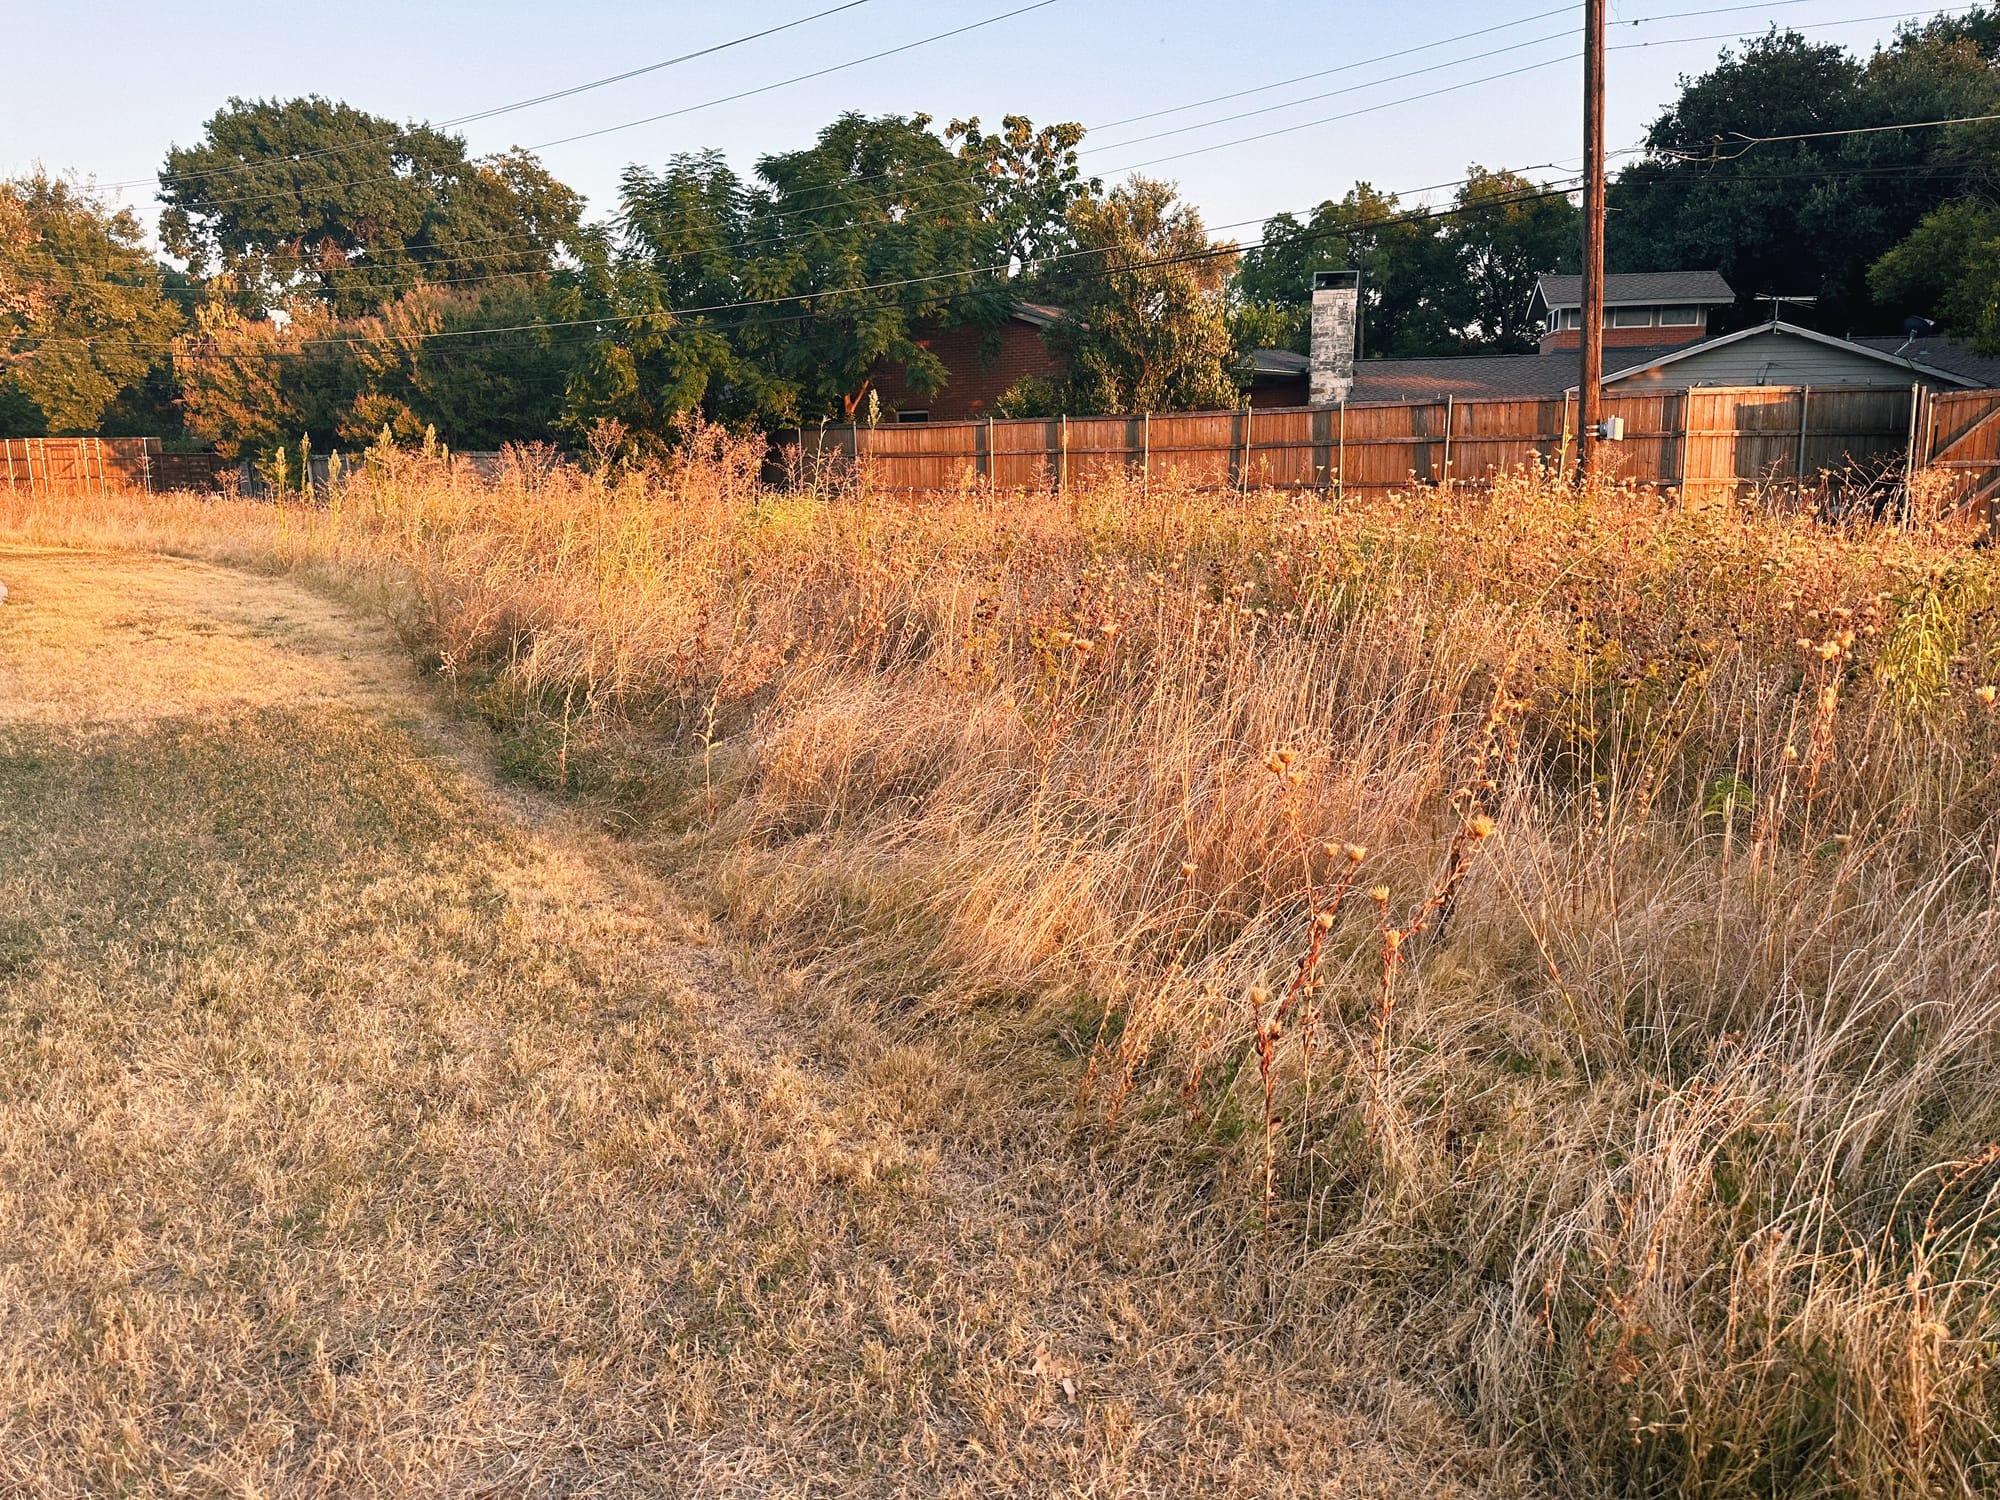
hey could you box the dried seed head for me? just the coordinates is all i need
[1783,744,1800,762]
[1179,860,1198,878]
[1466,813,1497,841]
[1369,885,1391,905]
[1344,843,1367,864]
[1978,685,1997,707]
[1313,910,1336,931]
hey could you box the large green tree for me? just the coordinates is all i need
[567,111,1090,442]
[0,174,183,435]
[1608,17,2000,333]
[1235,184,1459,359]
[159,97,585,318]
[1232,169,1577,358]
[1011,177,1240,416]
[1449,166,1581,349]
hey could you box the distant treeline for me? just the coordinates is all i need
[5,8,2000,458]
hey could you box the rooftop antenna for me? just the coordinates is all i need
[1759,293,1818,325]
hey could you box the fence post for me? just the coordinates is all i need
[1672,390,1688,494]
[1794,386,1811,486]
[1336,400,1346,502]
[1059,413,1068,498]
[1441,395,1454,491]
[1902,383,1922,515]
[984,414,995,487]
[1142,412,1151,498]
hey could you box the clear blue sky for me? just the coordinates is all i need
[0,0,1965,252]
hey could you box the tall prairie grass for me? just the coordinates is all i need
[8,431,1999,1497]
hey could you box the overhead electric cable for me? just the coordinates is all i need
[1094,5,1979,175]
[110,0,884,194]
[146,0,1065,222]
[21,172,1597,357]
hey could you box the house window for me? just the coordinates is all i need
[896,409,930,423]
[1608,306,1655,327]
[1549,308,1583,331]
[1658,305,1700,327]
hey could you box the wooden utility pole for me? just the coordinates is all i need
[1577,0,1607,482]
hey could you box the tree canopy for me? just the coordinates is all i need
[0,174,183,436]
[565,111,1092,443]
[1608,17,2000,333]
[160,97,585,319]
[1233,171,1579,359]
[1007,177,1241,416]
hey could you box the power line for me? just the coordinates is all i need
[134,0,1730,227]
[1086,0,1833,145]
[22,7,1978,325]
[20,172,1595,359]
[1094,5,1982,176]
[18,0,1810,301]
[151,0,1065,221]
[110,0,884,195]
[1666,107,2000,161]
[12,5,1590,301]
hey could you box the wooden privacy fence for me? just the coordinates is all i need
[1918,387,2000,519]
[10,385,2000,523]
[785,384,1932,502]
[1,437,239,495]
[2,437,152,493]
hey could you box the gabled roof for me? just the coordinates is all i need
[1851,335,2000,387]
[1250,322,1991,404]
[1009,301,1064,328]
[1347,346,1685,402]
[1529,270,1734,314]
[1603,319,1979,389]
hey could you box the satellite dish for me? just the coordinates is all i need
[1903,315,1937,337]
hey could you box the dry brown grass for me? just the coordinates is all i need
[6,434,2000,1497]
[0,546,1501,1497]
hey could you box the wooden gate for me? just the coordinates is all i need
[1919,389,2000,533]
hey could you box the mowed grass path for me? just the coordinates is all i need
[0,548,1503,1499]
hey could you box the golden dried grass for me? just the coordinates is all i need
[6,435,1999,1497]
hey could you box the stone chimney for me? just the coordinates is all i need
[1309,270,1359,405]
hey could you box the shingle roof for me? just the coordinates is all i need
[1009,301,1064,328]
[1348,346,1684,402]
[1530,270,1733,311]
[1851,335,2000,387]
[1243,348,1309,376]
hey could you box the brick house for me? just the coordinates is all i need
[867,302,1066,421]
[1529,270,1734,353]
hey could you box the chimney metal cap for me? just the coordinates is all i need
[1312,269,1359,293]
